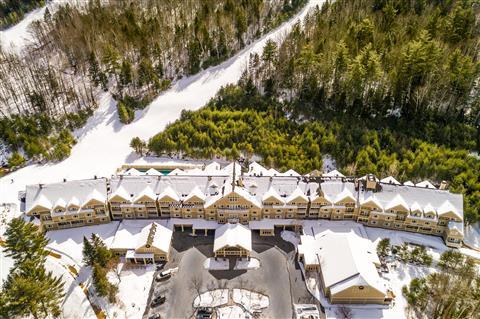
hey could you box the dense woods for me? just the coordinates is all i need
[0,0,306,165]
[403,250,480,318]
[0,0,44,29]
[245,0,479,124]
[0,218,65,318]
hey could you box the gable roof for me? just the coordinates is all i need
[403,181,414,186]
[360,194,383,210]
[384,194,409,211]
[134,186,157,202]
[380,176,401,185]
[334,187,356,204]
[286,186,308,203]
[416,180,436,189]
[83,189,106,206]
[262,186,284,203]
[214,223,252,252]
[184,186,206,202]
[110,186,131,202]
[437,200,461,219]
[145,168,162,176]
[157,186,180,202]
[323,169,345,178]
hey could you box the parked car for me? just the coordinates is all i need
[155,271,171,282]
[196,308,213,319]
[148,314,161,319]
[155,267,178,281]
[155,264,164,271]
[150,295,166,307]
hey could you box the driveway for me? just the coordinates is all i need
[144,230,318,319]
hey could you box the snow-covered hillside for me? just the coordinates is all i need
[0,0,78,53]
[0,0,323,207]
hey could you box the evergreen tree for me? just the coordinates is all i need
[82,236,95,267]
[4,218,49,268]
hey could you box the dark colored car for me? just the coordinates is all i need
[151,295,166,307]
[196,308,213,319]
[148,314,161,319]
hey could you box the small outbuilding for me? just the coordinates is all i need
[214,223,252,257]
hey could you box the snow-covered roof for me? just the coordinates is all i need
[447,221,464,235]
[110,186,131,202]
[410,201,423,213]
[282,169,300,177]
[323,169,345,178]
[380,176,401,185]
[83,188,106,205]
[68,196,80,208]
[403,181,414,186]
[360,194,383,210]
[184,186,206,202]
[262,186,284,203]
[415,180,436,189]
[423,203,436,215]
[110,220,172,254]
[168,168,184,175]
[437,200,460,219]
[158,186,180,202]
[359,175,379,182]
[125,168,142,176]
[145,168,162,176]
[25,178,108,213]
[134,186,157,202]
[298,230,386,296]
[53,198,66,209]
[214,223,252,252]
[247,162,269,176]
[384,194,409,211]
[334,187,356,204]
[286,186,308,203]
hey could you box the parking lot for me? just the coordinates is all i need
[143,229,318,319]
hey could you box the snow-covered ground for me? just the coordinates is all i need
[204,257,229,270]
[44,256,96,319]
[0,0,324,208]
[232,289,269,312]
[234,257,260,270]
[217,305,244,318]
[105,264,155,319]
[0,0,79,54]
[0,246,14,286]
[193,289,229,308]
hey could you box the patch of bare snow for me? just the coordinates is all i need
[217,305,245,319]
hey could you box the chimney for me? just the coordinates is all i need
[439,181,448,190]
[366,174,377,191]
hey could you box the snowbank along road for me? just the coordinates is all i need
[0,0,325,206]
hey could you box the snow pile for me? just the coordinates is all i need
[232,289,269,312]
[234,257,260,270]
[217,305,245,319]
[193,289,229,308]
[203,257,229,270]
[280,230,300,246]
[322,154,337,173]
